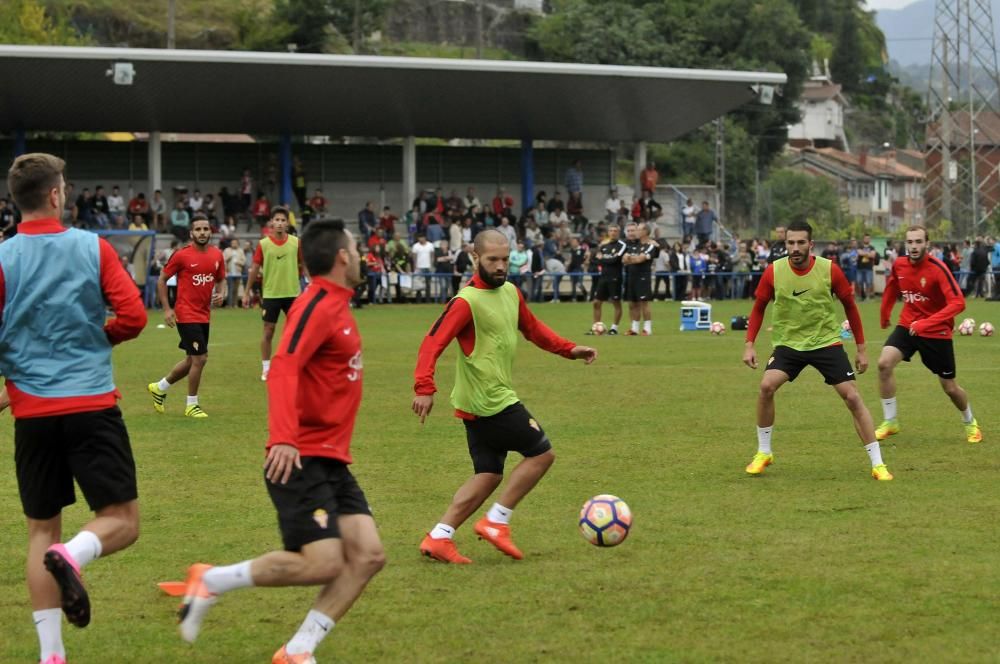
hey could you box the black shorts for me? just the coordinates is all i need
[884,325,956,378]
[463,402,552,475]
[15,407,138,520]
[261,297,297,324]
[595,276,622,302]
[625,273,652,302]
[176,322,210,356]
[266,457,372,552]
[692,275,705,287]
[766,344,856,385]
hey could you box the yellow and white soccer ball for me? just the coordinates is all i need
[710,321,726,335]
[979,322,994,337]
[591,321,606,336]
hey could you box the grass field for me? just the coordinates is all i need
[1,298,998,663]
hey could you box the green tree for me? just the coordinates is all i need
[830,0,864,92]
[231,0,295,51]
[528,1,670,66]
[0,0,90,45]
[274,0,390,53]
[764,169,842,233]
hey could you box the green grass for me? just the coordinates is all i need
[1,298,999,663]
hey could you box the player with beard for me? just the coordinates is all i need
[148,215,226,418]
[412,229,598,563]
[177,221,386,664]
[742,220,893,481]
[875,225,981,443]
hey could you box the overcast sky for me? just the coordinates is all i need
[864,0,917,9]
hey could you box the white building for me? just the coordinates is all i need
[788,61,849,151]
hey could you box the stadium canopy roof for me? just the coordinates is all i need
[0,46,787,143]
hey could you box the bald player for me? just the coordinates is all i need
[411,230,597,563]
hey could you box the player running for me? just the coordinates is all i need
[623,222,659,336]
[1,153,146,664]
[876,225,981,443]
[742,220,893,481]
[242,206,305,381]
[590,224,626,334]
[413,229,597,563]
[147,214,226,418]
[177,220,385,664]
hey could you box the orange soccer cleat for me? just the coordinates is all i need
[473,517,523,560]
[272,644,317,664]
[419,534,472,564]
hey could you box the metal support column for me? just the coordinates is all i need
[148,131,162,194]
[402,136,416,213]
[633,141,646,193]
[520,138,534,213]
[279,133,292,206]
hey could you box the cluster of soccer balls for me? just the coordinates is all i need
[957,317,994,337]
[578,494,632,547]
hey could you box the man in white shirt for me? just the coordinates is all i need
[605,188,623,223]
[549,208,569,228]
[108,185,126,227]
[681,197,697,240]
[411,234,437,303]
[189,190,204,214]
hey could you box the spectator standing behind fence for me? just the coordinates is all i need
[91,186,110,228]
[694,201,717,246]
[839,239,858,295]
[640,161,659,195]
[358,201,377,243]
[690,246,707,300]
[454,243,474,295]
[567,236,589,302]
[969,239,990,298]
[856,235,877,301]
[604,188,622,223]
[681,198,697,239]
[568,192,587,234]
[654,241,671,300]
[170,200,191,242]
[223,237,246,307]
[565,159,584,203]
[108,186,126,227]
[767,228,787,264]
[411,235,436,303]
[509,240,529,293]
[365,244,387,304]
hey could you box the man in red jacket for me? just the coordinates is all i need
[177,220,386,664]
[877,225,982,443]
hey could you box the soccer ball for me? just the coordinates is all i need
[710,321,726,335]
[958,320,975,336]
[579,494,632,547]
[979,322,994,337]
[591,321,606,336]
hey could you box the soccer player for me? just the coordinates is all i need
[147,214,227,418]
[742,220,893,481]
[243,206,305,381]
[876,225,981,443]
[1,153,146,664]
[177,220,385,664]
[413,229,598,564]
[623,222,659,336]
[591,223,626,334]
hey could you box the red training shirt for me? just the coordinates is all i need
[267,277,362,462]
[162,244,226,323]
[881,255,964,339]
[0,218,147,418]
[746,257,865,345]
[414,273,577,419]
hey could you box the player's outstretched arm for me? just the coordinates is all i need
[569,346,598,364]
